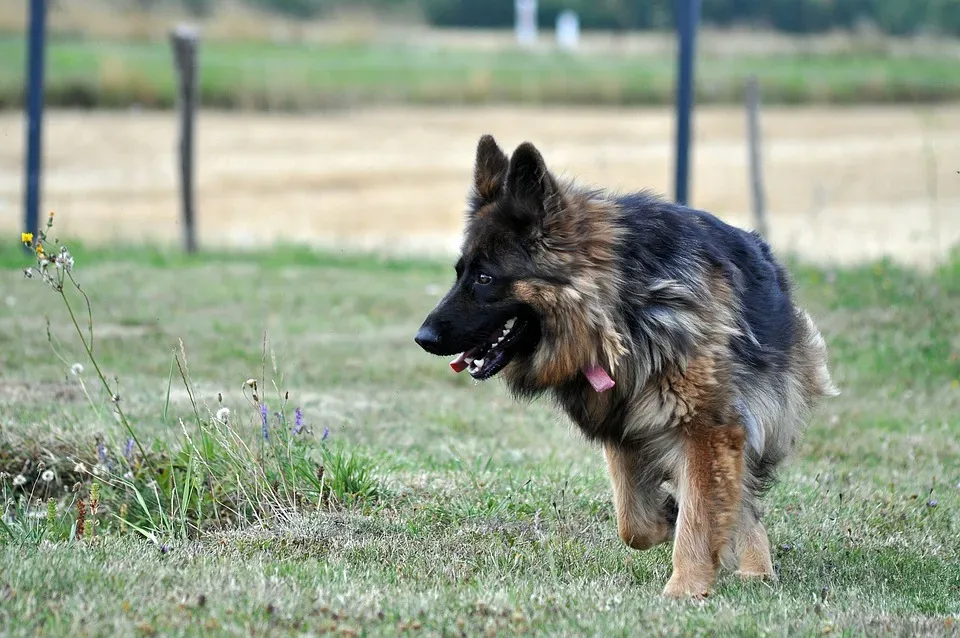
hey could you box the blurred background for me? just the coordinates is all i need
[0,0,958,266]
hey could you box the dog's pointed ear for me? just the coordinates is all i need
[505,141,561,222]
[472,134,509,205]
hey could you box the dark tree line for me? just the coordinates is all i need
[184,0,960,36]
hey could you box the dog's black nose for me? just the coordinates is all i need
[415,323,443,353]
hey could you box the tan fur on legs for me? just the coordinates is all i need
[736,517,776,580]
[664,425,745,599]
[604,443,673,550]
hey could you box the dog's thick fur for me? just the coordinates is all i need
[415,136,838,598]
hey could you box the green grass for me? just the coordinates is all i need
[0,234,959,635]
[0,34,958,110]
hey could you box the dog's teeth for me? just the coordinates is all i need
[496,336,504,344]
[505,318,516,330]
[465,357,475,364]
[474,358,485,369]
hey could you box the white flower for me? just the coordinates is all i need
[41,470,54,482]
[71,363,84,376]
[215,407,230,423]
[92,464,107,478]
[73,462,88,474]
[244,378,258,388]
[12,474,27,487]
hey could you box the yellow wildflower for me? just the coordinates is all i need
[35,243,45,257]
[21,232,33,246]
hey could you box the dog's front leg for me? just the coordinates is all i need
[604,442,676,550]
[663,422,745,599]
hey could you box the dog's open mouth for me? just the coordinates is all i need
[449,316,529,380]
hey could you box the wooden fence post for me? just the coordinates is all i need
[745,75,769,239]
[170,25,201,253]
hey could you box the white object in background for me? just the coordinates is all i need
[515,0,538,47]
[556,11,580,51]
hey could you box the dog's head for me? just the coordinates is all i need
[415,135,626,388]
[413,135,549,381]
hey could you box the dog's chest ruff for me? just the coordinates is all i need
[563,354,729,443]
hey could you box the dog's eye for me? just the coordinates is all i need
[475,273,493,286]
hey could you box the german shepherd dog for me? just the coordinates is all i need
[415,135,838,598]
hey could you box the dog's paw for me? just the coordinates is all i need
[735,568,778,583]
[662,573,712,600]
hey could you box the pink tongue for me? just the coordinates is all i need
[450,354,468,373]
[450,348,479,373]
[583,364,615,392]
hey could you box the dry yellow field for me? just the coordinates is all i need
[1,105,958,266]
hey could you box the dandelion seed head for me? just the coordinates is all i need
[41,470,54,482]
[54,245,75,272]
[71,363,84,376]
[12,474,27,487]
[215,407,230,423]
[92,464,107,478]
[74,462,87,474]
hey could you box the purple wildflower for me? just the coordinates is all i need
[97,440,109,465]
[124,438,135,463]
[321,426,330,442]
[293,407,304,435]
[260,403,269,440]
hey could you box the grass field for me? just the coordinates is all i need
[0,31,958,110]
[1,232,958,634]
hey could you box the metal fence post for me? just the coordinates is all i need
[23,0,48,246]
[673,0,701,206]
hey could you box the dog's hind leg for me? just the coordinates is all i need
[663,423,746,599]
[604,442,675,551]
